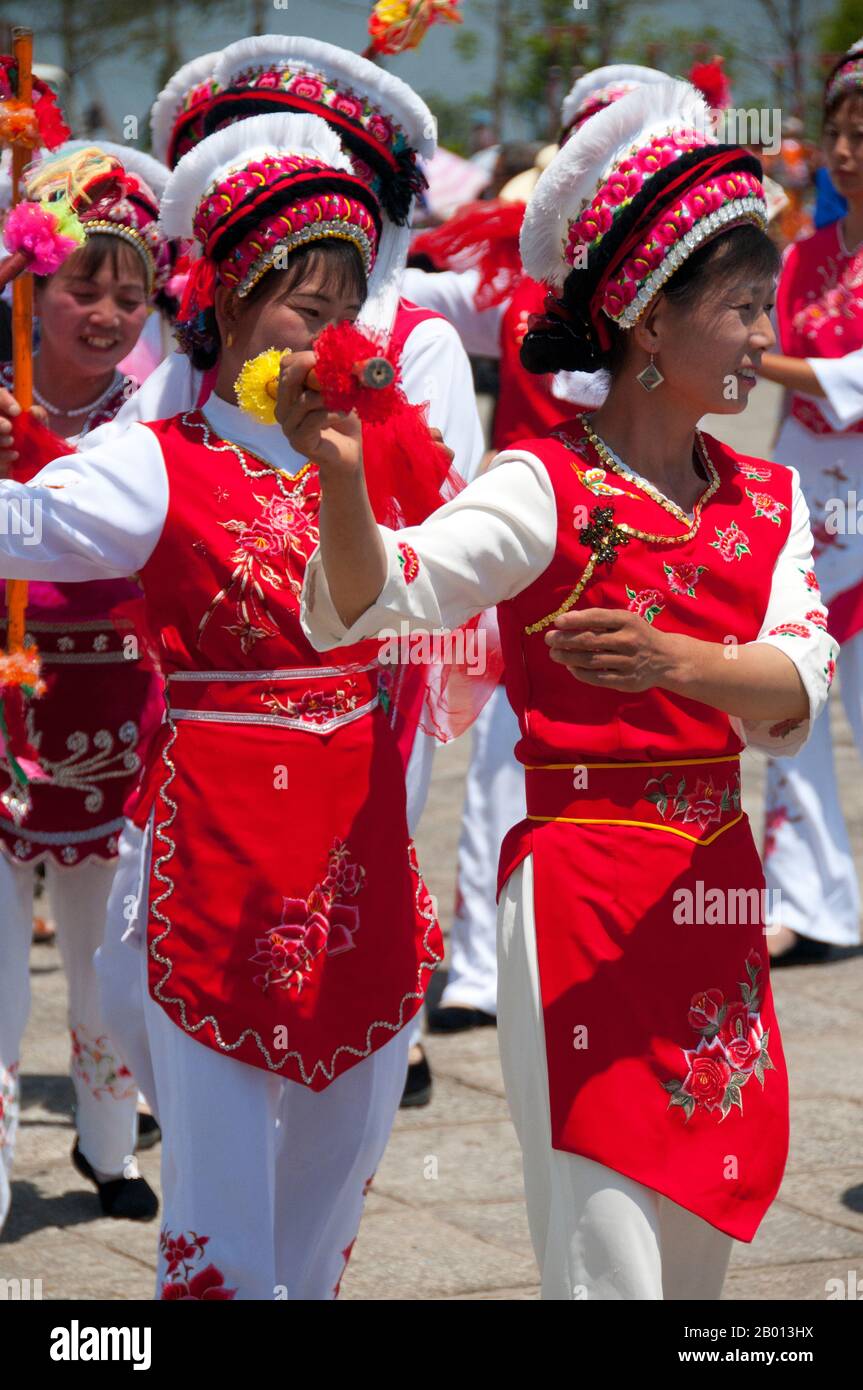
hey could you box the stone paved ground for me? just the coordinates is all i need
[1,381,862,1299]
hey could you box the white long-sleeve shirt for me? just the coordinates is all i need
[300,448,836,758]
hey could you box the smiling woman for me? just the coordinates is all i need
[0,142,179,1236]
[300,77,838,1301]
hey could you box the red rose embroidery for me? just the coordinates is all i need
[681,1038,733,1111]
[662,952,775,1120]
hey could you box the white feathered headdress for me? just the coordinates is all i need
[522,80,714,291]
[560,64,671,137]
[150,51,220,167]
[208,34,438,334]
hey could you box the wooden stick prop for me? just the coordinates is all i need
[0,28,76,820]
[234,320,460,528]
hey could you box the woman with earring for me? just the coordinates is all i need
[755,38,863,965]
[299,79,836,1299]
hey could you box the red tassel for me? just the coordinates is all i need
[178,257,217,322]
[10,411,71,482]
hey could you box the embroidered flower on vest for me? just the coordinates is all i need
[663,560,706,598]
[765,622,811,639]
[625,586,664,624]
[709,520,751,562]
[746,488,787,525]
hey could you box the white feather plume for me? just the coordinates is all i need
[159,112,353,239]
[551,369,611,409]
[63,139,169,204]
[212,34,436,160]
[150,51,220,165]
[560,64,670,134]
[521,79,711,288]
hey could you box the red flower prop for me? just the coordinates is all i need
[312,320,464,528]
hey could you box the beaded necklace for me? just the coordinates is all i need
[525,415,721,635]
[183,409,315,500]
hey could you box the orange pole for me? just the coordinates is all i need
[7,26,33,653]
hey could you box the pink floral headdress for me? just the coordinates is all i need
[25,144,173,297]
[160,113,382,354]
[560,64,670,144]
[150,51,221,169]
[825,37,863,110]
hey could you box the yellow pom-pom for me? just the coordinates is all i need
[234,349,287,425]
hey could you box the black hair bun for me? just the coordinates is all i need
[520,291,608,374]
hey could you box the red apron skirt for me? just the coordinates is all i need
[143,664,443,1089]
[498,755,789,1242]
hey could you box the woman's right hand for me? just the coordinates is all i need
[0,389,47,476]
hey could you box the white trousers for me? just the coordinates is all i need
[764,630,863,947]
[144,963,412,1300]
[94,819,158,1114]
[0,853,139,1231]
[497,857,734,1300]
[442,685,524,1014]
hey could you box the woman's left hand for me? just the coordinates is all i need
[545,608,676,691]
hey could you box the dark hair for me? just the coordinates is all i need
[37,232,149,292]
[522,221,780,377]
[184,237,368,372]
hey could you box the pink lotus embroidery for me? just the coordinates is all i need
[250,840,365,993]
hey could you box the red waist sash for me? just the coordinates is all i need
[144,664,442,1088]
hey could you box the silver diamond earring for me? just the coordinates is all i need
[637,352,664,391]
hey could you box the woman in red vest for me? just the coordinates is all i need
[300,79,836,1298]
[756,38,863,965]
[0,111,455,1298]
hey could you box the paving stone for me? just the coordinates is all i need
[372,1120,526,1208]
[339,1206,538,1300]
[776,1168,863,1236]
[731,1198,863,1268]
[722,1259,863,1301]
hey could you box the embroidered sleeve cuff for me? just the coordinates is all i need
[735,627,838,754]
[299,528,444,651]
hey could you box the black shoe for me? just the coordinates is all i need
[770,935,833,969]
[71,1139,159,1221]
[427,1005,497,1034]
[136,1112,162,1152]
[400,1052,433,1108]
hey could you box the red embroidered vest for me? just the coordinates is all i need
[136,412,442,1088]
[494,424,794,1241]
[776,224,863,436]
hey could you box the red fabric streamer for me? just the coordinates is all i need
[410,199,526,309]
[10,410,69,481]
[313,319,464,529]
